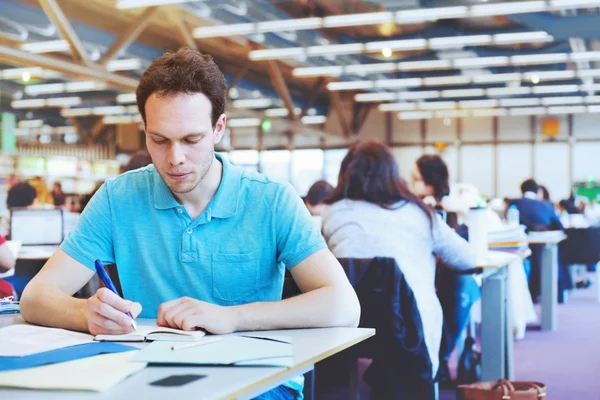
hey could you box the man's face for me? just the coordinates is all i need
[144,92,225,195]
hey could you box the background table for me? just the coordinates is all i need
[0,316,374,400]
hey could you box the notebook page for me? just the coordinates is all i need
[0,325,94,357]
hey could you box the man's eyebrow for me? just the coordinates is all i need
[147,131,206,139]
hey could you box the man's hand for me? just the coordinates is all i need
[157,297,238,334]
[85,288,142,336]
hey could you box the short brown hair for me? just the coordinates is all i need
[136,48,227,127]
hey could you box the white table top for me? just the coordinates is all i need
[477,250,521,269]
[527,231,568,245]
[0,316,375,400]
[16,245,59,260]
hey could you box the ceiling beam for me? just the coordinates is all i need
[38,0,91,64]
[166,6,197,51]
[266,60,297,122]
[227,63,249,91]
[329,91,350,137]
[87,118,106,144]
[99,6,160,65]
[351,103,373,135]
[66,117,85,138]
[300,77,325,119]
[0,44,138,91]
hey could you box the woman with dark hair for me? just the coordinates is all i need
[321,141,475,382]
[412,154,450,203]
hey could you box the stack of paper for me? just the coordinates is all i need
[488,224,529,253]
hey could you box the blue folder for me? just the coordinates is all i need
[0,342,138,372]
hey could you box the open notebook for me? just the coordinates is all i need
[95,325,206,342]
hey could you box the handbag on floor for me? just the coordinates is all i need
[457,379,546,400]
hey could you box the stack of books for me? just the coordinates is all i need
[488,224,529,253]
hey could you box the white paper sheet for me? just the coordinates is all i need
[0,324,94,357]
[0,351,146,391]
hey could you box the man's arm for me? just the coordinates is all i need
[20,249,141,334]
[158,248,361,333]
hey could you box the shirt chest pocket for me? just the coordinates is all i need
[212,250,265,303]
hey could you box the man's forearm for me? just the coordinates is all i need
[231,286,360,332]
[21,283,89,332]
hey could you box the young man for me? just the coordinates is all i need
[20,49,360,399]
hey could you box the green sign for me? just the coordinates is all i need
[1,113,16,153]
[261,118,272,133]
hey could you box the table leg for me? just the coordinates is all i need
[505,265,514,380]
[481,268,507,381]
[541,244,558,331]
[349,358,360,400]
[304,369,315,400]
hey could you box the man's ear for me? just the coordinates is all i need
[213,114,227,144]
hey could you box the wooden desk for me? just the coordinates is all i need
[0,316,374,400]
[477,251,518,382]
[527,232,567,331]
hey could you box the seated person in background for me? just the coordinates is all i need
[20,48,360,400]
[321,141,475,382]
[28,177,53,205]
[0,233,16,298]
[7,182,37,209]
[537,185,550,203]
[51,182,66,207]
[512,179,569,302]
[412,154,480,384]
[304,180,333,216]
[121,150,153,173]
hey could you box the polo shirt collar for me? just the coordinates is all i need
[524,191,538,200]
[152,153,242,219]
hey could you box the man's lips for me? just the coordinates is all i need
[167,172,191,181]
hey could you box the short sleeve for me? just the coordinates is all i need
[275,182,327,269]
[60,183,114,271]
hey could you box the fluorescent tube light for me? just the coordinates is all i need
[125,105,138,113]
[117,93,137,104]
[429,35,492,49]
[570,51,600,62]
[46,97,82,107]
[228,118,262,128]
[472,108,508,117]
[301,115,327,124]
[11,99,46,108]
[306,43,364,56]
[470,1,546,17]
[117,0,189,8]
[509,107,547,116]
[453,56,509,68]
[532,84,580,94]
[585,96,600,104]
[232,98,273,109]
[395,6,468,23]
[1,67,43,79]
[397,111,433,120]
[25,83,65,96]
[487,87,532,96]
[549,0,600,8]
[249,47,305,61]
[17,120,44,128]
[66,81,105,92]
[194,23,255,39]
[541,96,583,105]
[499,98,541,107]
[327,81,374,91]
[345,63,396,74]
[459,99,498,108]
[106,59,142,72]
[418,101,456,110]
[365,39,427,52]
[378,103,417,112]
[21,40,70,53]
[523,70,576,81]
[323,12,394,28]
[398,91,440,100]
[256,18,322,32]
[577,69,600,78]
[103,115,142,124]
[398,60,452,71]
[472,73,522,84]
[588,105,600,113]
[511,53,569,65]
[93,106,127,115]
[355,92,397,102]
[61,108,92,117]
[375,78,422,89]
[423,76,471,86]
[264,108,301,117]
[493,31,552,45]
[293,66,343,77]
[547,105,586,114]
[435,110,470,118]
[442,89,486,98]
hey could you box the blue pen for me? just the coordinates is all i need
[94,259,137,330]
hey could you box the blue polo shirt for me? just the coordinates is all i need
[61,153,326,396]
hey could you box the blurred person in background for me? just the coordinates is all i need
[6,182,37,209]
[537,185,551,203]
[0,233,16,298]
[28,177,53,206]
[51,182,66,207]
[121,150,153,173]
[322,141,476,389]
[304,180,334,217]
[411,154,481,384]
